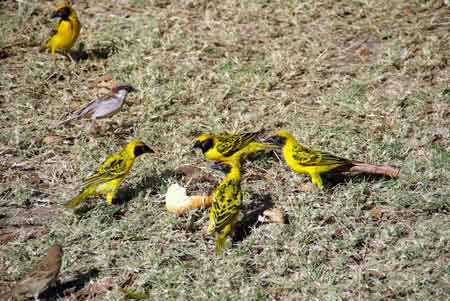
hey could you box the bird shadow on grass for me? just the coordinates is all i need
[233,192,276,243]
[41,268,99,300]
[68,42,119,61]
[113,169,181,206]
[323,173,395,190]
[72,169,180,215]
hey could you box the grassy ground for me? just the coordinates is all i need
[1,0,450,299]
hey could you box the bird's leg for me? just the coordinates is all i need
[106,192,114,205]
[310,173,324,189]
[106,185,119,205]
[89,119,103,134]
[63,49,75,63]
[221,224,232,250]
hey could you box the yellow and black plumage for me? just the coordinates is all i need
[43,1,81,55]
[208,160,242,255]
[193,131,272,163]
[64,140,153,208]
[264,131,399,188]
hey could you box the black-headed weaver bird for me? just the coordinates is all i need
[208,160,242,255]
[57,83,137,127]
[43,0,81,55]
[264,131,400,189]
[193,131,273,163]
[64,140,153,208]
[11,244,63,300]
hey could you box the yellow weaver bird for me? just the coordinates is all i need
[43,0,81,55]
[264,131,400,188]
[64,140,153,208]
[193,131,273,163]
[208,160,242,255]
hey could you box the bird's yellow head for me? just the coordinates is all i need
[51,1,75,20]
[125,140,154,158]
[193,133,215,154]
[263,131,296,147]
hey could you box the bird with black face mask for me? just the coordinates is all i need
[264,131,400,189]
[193,131,274,163]
[64,140,153,208]
[42,0,81,55]
[56,83,137,129]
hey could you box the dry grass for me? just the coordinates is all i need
[1,0,450,299]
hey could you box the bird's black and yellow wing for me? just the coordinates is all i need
[216,132,260,157]
[44,20,61,47]
[210,180,242,232]
[82,154,127,187]
[291,144,350,167]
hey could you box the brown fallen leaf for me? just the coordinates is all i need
[296,182,318,192]
[30,174,42,185]
[176,165,203,179]
[356,46,369,63]
[371,207,383,221]
[0,231,17,245]
[259,208,286,224]
[42,135,63,145]
[368,269,386,280]
[88,277,114,295]
[403,7,414,17]
[339,163,400,178]
[331,228,344,240]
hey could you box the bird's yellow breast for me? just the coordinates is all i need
[95,177,124,195]
[48,20,78,49]
[204,148,228,161]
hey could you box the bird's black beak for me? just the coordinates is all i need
[193,141,202,149]
[50,11,61,18]
[191,140,202,154]
[193,138,214,154]
[134,144,154,157]
[51,7,71,19]
[263,136,286,147]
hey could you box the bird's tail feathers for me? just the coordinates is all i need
[64,186,94,208]
[254,141,277,152]
[55,113,82,127]
[39,43,48,52]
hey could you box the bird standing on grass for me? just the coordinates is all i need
[64,140,153,208]
[11,244,63,301]
[42,0,81,56]
[193,131,273,163]
[208,160,242,255]
[264,131,400,189]
[57,83,137,128]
